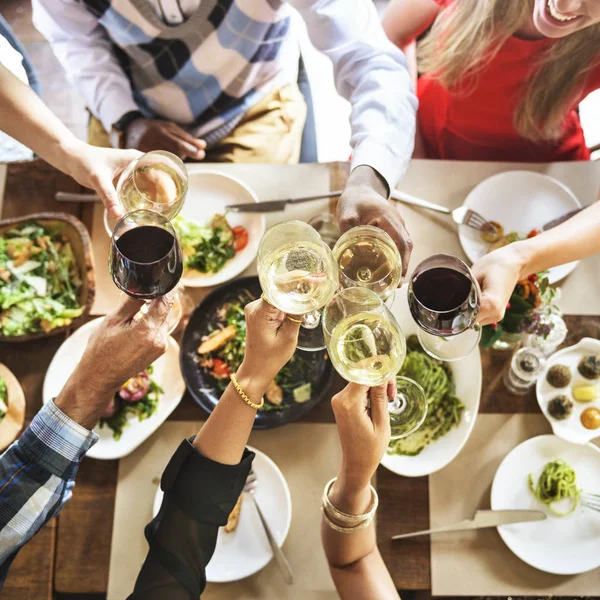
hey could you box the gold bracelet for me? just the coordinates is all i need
[230,373,264,410]
[322,477,379,526]
[321,505,375,534]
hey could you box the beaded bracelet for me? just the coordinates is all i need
[230,373,264,410]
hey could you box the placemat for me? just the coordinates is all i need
[90,163,333,315]
[429,413,600,595]
[107,421,341,600]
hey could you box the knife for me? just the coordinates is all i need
[227,190,342,213]
[542,208,583,231]
[391,509,546,540]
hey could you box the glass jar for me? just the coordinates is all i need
[503,347,545,395]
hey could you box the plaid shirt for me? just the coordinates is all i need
[0,400,97,587]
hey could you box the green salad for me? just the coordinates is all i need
[387,336,465,456]
[0,223,83,336]
[0,377,7,423]
[174,214,250,275]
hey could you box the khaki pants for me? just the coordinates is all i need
[88,83,307,165]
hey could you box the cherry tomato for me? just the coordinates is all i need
[528,273,538,283]
[233,226,249,252]
[212,359,230,379]
[527,229,541,239]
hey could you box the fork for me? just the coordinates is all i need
[244,470,294,584]
[390,190,491,232]
[580,491,600,513]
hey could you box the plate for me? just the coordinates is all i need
[459,171,581,284]
[180,276,334,429]
[152,446,292,583]
[43,318,185,460]
[536,337,600,445]
[380,286,482,477]
[0,363,26,451]
[491,434,600,575]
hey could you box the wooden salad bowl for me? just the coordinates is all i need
[0,212,95,342]
[0,363,26,450]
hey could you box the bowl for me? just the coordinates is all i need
[0,212,95,341]
[0,362,26,451]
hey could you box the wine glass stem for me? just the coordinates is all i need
[302,310,322,330]
[388,393,406,415]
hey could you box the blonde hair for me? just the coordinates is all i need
[417,0,600,141]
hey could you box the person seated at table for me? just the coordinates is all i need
[474,199,600,325]
[321,381,399,599]
[0,294,173,586]
[0,62,140,218]
[32,0,417,273]
[382,0,600,162]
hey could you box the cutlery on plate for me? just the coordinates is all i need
[244,470,294,584]
[542,208,583,231]
[580,491,600,513]
[391,509,546,540]
[227,191,341,213]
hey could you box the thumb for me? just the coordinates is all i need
[369,384,390,429]
[95,174,123,220]
[477,277,506,326]
[112,294,146,323]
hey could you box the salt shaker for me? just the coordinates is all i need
[503,347,546,395]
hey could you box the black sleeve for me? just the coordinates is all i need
[127,438,254,599]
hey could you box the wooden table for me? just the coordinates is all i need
[1,159,599,599]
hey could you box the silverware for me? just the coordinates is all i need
[580,491,600,513]
[542,208,583,231]
[391,509,546,540]
[244,470,294,584]
[56,192,101,202]
[227,191,341,213]
[390,190,490,231]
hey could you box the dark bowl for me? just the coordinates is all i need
[180,276,334,429]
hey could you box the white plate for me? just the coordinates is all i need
[459,171,581,284]
[536,337,600,445]
[43,318,185,460]
[491,434,600,575]
[380,286,482,477]
[153,446,292,583]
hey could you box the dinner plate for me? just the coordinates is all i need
[0,363,26,451]
[152,446,292,583]
[459,171,581,284]
[380,286,482,477]
[536,337,600,445]
[491,434,600,575]
[180,276,334,429]
[43,318,185,460]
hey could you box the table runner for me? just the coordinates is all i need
[429,413,600,595]
[107,421,341,599]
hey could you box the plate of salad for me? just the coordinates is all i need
[0,213,94,340]
[173,171,265,287]
[180,276,334,429]
[0,363,26,451]
[43,318,185,460]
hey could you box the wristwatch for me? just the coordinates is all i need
[109,110,143,149]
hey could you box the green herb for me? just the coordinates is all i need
[0,377,7,421]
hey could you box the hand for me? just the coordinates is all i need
[55,294,173,429]
[65,142,142,219]
[331,381,393,492]
[237,299,300,388]
[337,166,413,280]
[472,243,527,326]
[125,118,206,161]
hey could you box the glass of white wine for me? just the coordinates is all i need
[322,287,427,439]
[333,225,401,305]
[257,220,339,351]
[117,150,188,220]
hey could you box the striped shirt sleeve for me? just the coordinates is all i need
[0,400,97,586]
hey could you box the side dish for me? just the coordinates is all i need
[528,459,580,516]
[581,407,600,430]
[0,222,83,336]
[99,366,163,440]
[578,355,600,380]
[547,395,573,420]
[546,364,571,388]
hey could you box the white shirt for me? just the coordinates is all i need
[32,0,416,190]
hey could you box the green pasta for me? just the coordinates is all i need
[528,459,580,517]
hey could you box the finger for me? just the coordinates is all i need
[112,295,146,323]
[477,296,504,326]
[166,124,207,152]
[163,131,204,160]
[279,312,301,342]
[143,293,175,329]
[380,218,413,280]
[91,172,124,220]
[369,384,390,429]
[387,377,397,400]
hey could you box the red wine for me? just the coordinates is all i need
[110,225,182,299]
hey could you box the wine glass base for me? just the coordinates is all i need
[297,324,327,352]
[389,376,428,439]
[417,326,481,362]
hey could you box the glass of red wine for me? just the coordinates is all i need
[109,209,183,300]
[407,254,481,362]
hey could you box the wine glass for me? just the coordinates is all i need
[333,225,401,305]
[116,150,188,220]
[407,254,481,362]
[257,220,339,351]
[322,287,427,439]
[308,212,340,249]
[109,209,183,300]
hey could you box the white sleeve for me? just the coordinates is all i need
[32,0,139,132]
[289,0,417,191]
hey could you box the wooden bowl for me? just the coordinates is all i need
[0,363,25,451]
[0,212,95,342]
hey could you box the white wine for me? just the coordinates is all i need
[335,234,401,301]
[120,164,185,219]
[261,241,337,314]
[327,312,406,386]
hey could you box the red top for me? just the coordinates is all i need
[418,1,600,161]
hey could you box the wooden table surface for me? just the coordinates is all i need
[1,160,599,598]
